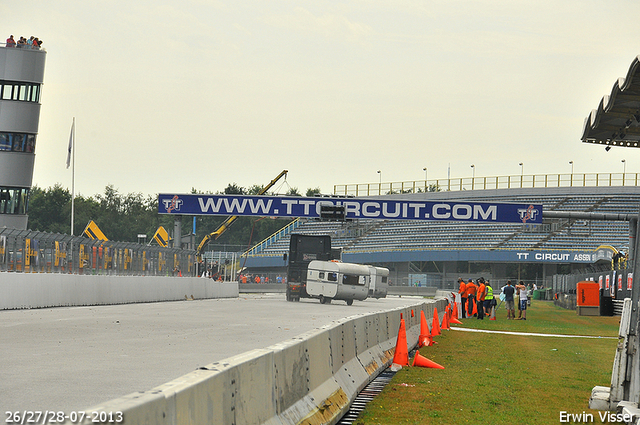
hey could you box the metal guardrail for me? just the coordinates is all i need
[0,228,196,276]
[334,172,640,196]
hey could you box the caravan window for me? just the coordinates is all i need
[343,274,364,286]
[319,272,325,279]
[382,276,388,283]
[327,272,337,282]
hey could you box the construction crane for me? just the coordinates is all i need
[195,170,288,258]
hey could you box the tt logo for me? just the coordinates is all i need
[163,196,183,213]
[518,206,539,223]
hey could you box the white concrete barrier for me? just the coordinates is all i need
[0,273,238,310]
[66,298,448,425]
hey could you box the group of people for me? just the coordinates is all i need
[457,277,496,320]
[5,35,43,49]
[236,273,285,284]
[500,280,530,320]
[457,278,532,320]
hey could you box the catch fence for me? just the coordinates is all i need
[0,228,196,276]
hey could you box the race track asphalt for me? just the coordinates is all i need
[1,293,425,414]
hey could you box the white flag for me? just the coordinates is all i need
[66,119,74,169]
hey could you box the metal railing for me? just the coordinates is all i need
[243,218,301,256]
[334,172,640,197]
[0,228,196,276]
[1,42,45,51]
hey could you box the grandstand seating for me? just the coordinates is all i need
[249,190,640,257]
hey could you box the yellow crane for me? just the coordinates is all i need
[196,170,288,258]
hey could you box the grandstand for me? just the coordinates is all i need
[243,184,640,288]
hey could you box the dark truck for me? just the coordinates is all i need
[285,234,340,301]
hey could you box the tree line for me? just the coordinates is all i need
[27,183,323,251]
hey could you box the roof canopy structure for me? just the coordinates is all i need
[582,55,640,148]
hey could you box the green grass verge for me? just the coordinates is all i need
[354,301,620,425]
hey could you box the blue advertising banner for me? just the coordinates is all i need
[158,194,543,224]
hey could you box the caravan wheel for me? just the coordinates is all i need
[346,299,354,306]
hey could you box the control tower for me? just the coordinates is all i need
[0,41,46,229]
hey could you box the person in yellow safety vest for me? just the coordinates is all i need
[483,281,494,317]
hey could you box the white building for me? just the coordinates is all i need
[0,41,46,229]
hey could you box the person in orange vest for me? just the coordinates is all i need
[458,278,467,318]
[465,279,477,317]
[476,278,486,320]
[255,275,261,284]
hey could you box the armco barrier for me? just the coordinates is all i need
[0,274,238,310]
[66,298,446,425]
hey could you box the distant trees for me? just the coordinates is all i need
[27,184,72,234]
[26,182,323,250]
[306,187,322,197]
[415,184,442,193]
[28,184,165,241]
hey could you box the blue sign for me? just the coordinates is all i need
[158,194,543,224]
[511,251,594,263]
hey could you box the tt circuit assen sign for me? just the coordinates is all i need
[158,194,543,224]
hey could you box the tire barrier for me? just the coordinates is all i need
[67,298,447,425]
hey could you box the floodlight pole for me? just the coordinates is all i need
[519,162,524,186]
[470,165,475,190]
[569,161,574,186]
[423,167,428,191]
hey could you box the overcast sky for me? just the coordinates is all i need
[3,1,640,198]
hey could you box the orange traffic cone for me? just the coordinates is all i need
[490,305,496,320]
[450,310,463,325]
[391,319,409,370]
[441,308,450,330]
[412,350,444,369]
[431,308,441,337]
[418,311,432,347]
[448,302,462,324]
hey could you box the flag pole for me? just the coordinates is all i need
[68,117,75,235]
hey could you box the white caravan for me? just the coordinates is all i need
[306,260,370,305]
[367,266,389,299]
